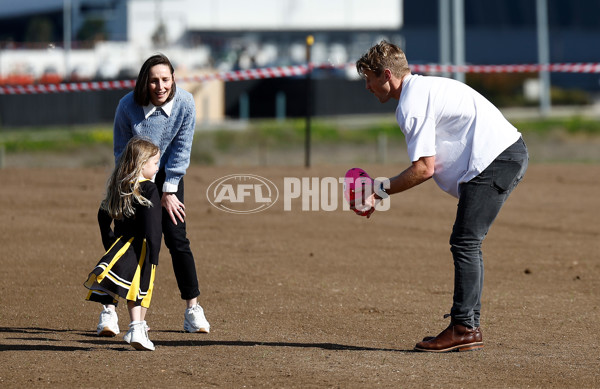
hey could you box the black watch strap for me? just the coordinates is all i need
[376,181,389,199]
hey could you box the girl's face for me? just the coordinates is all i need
[148,64,173,106]
[141,152,160,180]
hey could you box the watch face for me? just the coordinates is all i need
[378,181,389,199]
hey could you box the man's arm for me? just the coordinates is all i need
[386,155,435,195]
[361,156,435,217]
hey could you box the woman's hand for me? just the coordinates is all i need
[162,193,186,225]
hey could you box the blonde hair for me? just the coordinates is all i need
[101,137,160,220]
[356,40,411,79]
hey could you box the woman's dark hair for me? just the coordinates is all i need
[133,53,177,106]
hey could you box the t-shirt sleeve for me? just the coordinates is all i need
[401,116,437,162]
[138,183,162,265]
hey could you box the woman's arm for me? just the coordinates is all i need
[113,97,134,163]
[162,91,196,194]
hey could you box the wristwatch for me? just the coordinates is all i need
[375,181,389,200]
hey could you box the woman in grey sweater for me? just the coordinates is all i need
[95,53,210,337]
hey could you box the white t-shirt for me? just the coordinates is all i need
[396,74,521,198]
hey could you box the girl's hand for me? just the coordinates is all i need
[162,193,186,225]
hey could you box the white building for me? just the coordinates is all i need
[0,0,402,80]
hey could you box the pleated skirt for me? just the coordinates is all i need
[84,235,156,308]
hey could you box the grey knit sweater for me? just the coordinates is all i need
[113,88,196,193]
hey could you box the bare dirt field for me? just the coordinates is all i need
[0,162,599,388]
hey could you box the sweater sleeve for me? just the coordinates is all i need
[163,92,196,193]
[97,206,116,251]
[113,95,134,164]
[138,183,162,265]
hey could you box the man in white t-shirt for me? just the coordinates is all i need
[355,41,528,352]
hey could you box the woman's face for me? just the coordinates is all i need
[148,64,173,106]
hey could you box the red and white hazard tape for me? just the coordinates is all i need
[196,65,309,82]
[408,63,600,74]
[0,80,136,95]
[1,62,598,95]
[0,65,309,95]
[317,62,600,74]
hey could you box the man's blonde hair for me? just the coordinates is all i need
[356,40,410,79]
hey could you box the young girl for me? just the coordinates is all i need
[84,136,162,351]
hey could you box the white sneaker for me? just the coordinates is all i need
[129,322,155,351]
[123,321,149,344]
[184,304,210,333]
[97,308,120,336]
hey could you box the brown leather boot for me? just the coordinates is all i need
[422,327,482,343]
[415,324,483,352]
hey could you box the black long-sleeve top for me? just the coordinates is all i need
[97,180,162,265]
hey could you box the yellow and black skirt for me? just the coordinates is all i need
[84,235,156,308]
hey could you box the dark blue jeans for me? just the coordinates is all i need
[449,137,528,328]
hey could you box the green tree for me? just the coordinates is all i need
[25,17,54,43]
[76,18,107,43]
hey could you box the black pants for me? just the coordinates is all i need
[155,169,201,300]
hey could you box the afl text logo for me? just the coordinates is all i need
[206,174,279,214]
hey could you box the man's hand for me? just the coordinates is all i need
[353,193,380,219]
[162,192,186,225]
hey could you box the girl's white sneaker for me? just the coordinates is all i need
[97,308,120,336]
[128,321,155,351]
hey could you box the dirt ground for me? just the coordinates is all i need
[0,162,599,388]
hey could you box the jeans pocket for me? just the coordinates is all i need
[492,159,523,193]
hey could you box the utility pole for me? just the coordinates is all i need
[536,0,551,116]
[305,35,314,168]
[439,0,451,78]
[452,0,465,83]
[63,0,72,81]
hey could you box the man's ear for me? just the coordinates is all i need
[384,69,392,81]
